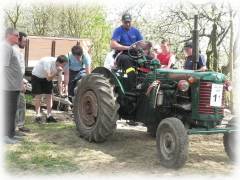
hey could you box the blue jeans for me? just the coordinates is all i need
[68,69,86,96]
[15,93,26,128]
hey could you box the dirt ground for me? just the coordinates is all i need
[7,109,235,177]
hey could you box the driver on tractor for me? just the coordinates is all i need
[110,13,144,91]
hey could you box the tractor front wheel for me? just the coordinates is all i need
[156,117,188,169]
[223,118,237,161]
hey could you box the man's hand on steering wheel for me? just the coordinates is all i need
[128,42,145,59]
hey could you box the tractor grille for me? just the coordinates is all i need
[198,81,224,115]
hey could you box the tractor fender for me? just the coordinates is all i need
[92,67,125,96]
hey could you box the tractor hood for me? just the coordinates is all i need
[154,69,226,83]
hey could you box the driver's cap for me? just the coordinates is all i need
[122,13,132,22]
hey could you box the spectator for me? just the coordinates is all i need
[157,39,176,69]
[13,32,31,134]
[62,45,92,99]
[3,28,23,144]
[110,12,143,91]
[143,41,154,60]
[183,41,207,71]
[31,55,68,123]
[104,50,115,70]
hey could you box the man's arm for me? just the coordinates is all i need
[83,51,92,75]
[4,43,12,67]
[199,66,207,71]
[85,66,91,74]
[166,55,176,69]
[110,40,130,51]
[46,66,63,81]
[63,68,69,95]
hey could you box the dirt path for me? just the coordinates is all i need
[7,109,234,177]
[46,110,235,175]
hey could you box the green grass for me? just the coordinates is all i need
[25,94,33,104]
[5,111,81,175]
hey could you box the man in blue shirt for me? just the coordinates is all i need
[110,13,143,91]
[62,45,92,97]
[183,41,207,71]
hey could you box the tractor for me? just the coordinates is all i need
[73,40,237,169]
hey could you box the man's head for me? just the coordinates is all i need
[183,41,193,56]
[56,55,68,68]
[18,32,27,49]
[160,39,170,53]
[121,13,132,30]
[5,27,19,45]
[71,45,83,60]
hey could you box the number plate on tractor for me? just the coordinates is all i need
[210,84,223,107]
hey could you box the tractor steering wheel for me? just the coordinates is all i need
[128,41,145,59]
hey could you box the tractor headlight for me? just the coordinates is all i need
[177,80,189,92]
[188,76,198,84]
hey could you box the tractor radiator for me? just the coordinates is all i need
[198,81,224,115]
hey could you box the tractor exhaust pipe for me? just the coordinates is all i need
[192,15,199,70]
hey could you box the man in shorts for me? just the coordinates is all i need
[31,55,68,123]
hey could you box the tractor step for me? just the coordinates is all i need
[188,128,238,135]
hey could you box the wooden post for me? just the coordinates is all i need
[192,15,199,70]
[24,38,30,67]
[51,40,56,57]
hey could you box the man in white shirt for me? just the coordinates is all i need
[104,50,115,70]
[31,55,68,123]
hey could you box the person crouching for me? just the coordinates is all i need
[31,55,68,123]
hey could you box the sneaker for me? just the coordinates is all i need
[35,116,42,124]
[19,127,31,132]
[4,136,20,144]
[15,131,26,136]
[14,135,24,141]
[46,116,58,123]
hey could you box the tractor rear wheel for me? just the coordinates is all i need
[74,73,119,142]
[156,117,188,169]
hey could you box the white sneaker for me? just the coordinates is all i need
[14,135,24,141]
[4,136,19,144]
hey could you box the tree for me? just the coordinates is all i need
[28,4,55,36]
[4,3,22,28]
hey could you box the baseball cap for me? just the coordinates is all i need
[184,41,193,48]
[122,13,132,21]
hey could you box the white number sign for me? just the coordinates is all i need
[210,84,223,107]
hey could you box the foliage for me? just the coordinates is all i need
[126,2,234,73]
[4,3,111,67]
[4,1,236,72]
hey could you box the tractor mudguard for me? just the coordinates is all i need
[92,67,125,96]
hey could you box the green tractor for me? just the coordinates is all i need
[73,40,237,169]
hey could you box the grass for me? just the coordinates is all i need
[5,110,81,175]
